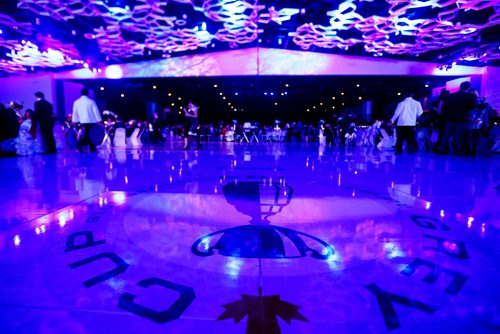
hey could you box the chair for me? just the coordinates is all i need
[225,130,235,142]
[251,127,259,142]
[377,128,396,150]
[113,128,127,147]
[241,122,259,143]
[319,130,326,144]
[241,122,251,142]
[345,132,356,146]
[127,128,142,147]
[101,128,112,147]
[261,131,271,142]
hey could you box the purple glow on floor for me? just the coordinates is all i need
[0,143,499,333]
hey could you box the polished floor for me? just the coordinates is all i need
[1,142,499,334]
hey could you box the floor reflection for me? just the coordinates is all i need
[0,142,499,333]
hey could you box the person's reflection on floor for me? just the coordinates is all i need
[73,154,106,200]
[0,158,25,231]
[37,156,60,210]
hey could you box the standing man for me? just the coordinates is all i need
[72,88,102,152]
[437,81,477,155]
[151,112,166,144]
[389,91,423,154]
[33,92,56,154]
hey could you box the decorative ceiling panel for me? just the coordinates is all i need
[0,0,499,74]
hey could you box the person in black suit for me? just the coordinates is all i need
[437,82,476,155]
[0,104,20,141]
[33,92,56,154]
[0,104,21,156]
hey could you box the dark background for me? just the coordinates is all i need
[61,75,461,125]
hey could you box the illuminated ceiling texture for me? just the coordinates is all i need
[0,0,499,74]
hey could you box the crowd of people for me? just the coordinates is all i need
[0,88,103,157]
[160,83,498,158]
[0,92,56,157]
[408,82,497,157]
[1,82,498,157]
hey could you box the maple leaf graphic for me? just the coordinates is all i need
[218,294,307,334]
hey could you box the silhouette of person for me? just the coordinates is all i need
[183,101,201,150]
[437,81,476,155]
[33,92,56,154]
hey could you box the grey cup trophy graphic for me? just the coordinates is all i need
[191,179,334,259]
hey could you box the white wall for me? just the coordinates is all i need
[481,66,500,113]
[446,77,472,93]
[55,48,485,80]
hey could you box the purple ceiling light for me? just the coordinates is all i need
[290,0,500,59]
[0,0,498,74]
[0,11,79,71]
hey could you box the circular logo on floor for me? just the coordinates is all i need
[30,175,497,333]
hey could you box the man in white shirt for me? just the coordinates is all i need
[390,91,423,154]
[72,88,102,152]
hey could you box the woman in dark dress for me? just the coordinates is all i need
[183,102,201,150]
